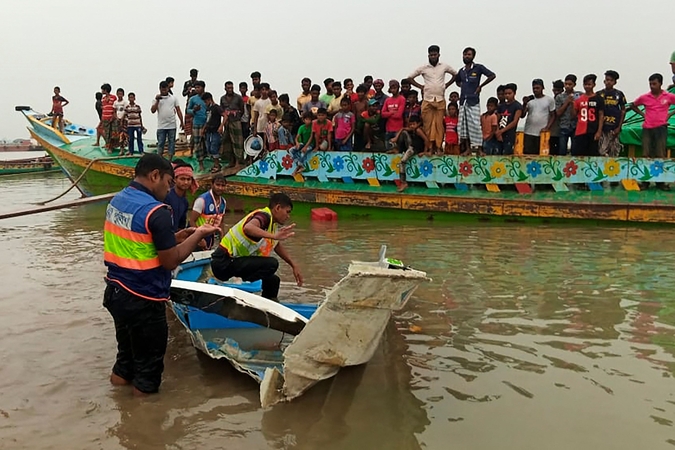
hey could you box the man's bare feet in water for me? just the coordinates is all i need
[110,373,131,386]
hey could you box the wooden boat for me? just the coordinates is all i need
[170,247,430,407]
[16,105,675,223]
[0,156,59,176]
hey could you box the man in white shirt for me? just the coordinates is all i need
[522,78,555,155]
[407,45,457,151]
[252,83,272,136]
[150,80,184,161]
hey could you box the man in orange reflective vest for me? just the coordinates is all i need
[103,153,219,396]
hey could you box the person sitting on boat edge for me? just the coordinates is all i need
[189,174,227,250]
[211,192,302,301]
[164,159,198,232]
[103,153,219,396]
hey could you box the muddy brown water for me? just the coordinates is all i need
[1,173,675,449]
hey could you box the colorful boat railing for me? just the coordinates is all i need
[237,152,675,186]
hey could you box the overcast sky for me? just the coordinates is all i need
[1,0,672,139]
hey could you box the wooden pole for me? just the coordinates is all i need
[0,192,116,220]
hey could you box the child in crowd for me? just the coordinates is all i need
[352,85,369,150]
[496,85,506,105]
[50,86,69,133]
[481,97,499,155]
[114,88,129,153]
[404,90,421,126]
[290,113,315,175]
[449,91,460,104]
[278,115,294,150]
[264,108,281,152]
[360,99,384,151]
[94,92,103,146]
[239,82,250,139]
[333,98,355,151]
[495,83,523,155]
[124,93,145,155]
[390,116,431,192]
[313,107,333,152]
[443,103,459,155]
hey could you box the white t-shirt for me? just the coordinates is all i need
[153,94,180,130]
[253,98,272,133]
[114,99,129,120]
[523,95,555,136]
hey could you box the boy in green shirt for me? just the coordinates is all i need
[290,112,315,175]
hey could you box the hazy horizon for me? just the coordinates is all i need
[1,0,671,139]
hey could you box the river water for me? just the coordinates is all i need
[1,173,675,449]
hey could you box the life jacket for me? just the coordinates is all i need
[103,185,171,301]
[219,207,278,257]
[195,190,225,249]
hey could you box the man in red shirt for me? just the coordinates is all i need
[100,83,119,154]
[572,74,604,156]
[381,80,406,151]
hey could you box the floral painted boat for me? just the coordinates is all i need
[16,105,675,224]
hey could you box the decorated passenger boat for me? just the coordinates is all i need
[171,247,429,407]
[16,105,675,223]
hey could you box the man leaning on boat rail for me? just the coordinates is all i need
[211,193,303,301]
[102,154,219,396]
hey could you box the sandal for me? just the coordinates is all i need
[210,166,221,173]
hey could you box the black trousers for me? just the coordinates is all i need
[523,134,540,155]
[103,283,168,393]
[211,248,280,300]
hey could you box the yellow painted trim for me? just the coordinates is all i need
[26,115,72,145]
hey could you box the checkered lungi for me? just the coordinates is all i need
[598,131,623,157]
[184,114,194,136]
[192,125,206,160]
[458,103,482,147]
[221,120,244,163]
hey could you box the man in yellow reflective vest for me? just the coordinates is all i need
[211,193,302,300]
[103,153,219,396]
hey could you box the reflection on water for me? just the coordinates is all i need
[1,174,675,449]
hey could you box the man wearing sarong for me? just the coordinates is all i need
[407,45,457,152]
[455,47,496,155]
[219,81,246,169]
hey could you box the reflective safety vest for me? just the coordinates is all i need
[103,186,172,301]
[195,190,225,249]
[219,207,278,257]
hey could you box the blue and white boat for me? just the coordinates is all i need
[170,246,430,407]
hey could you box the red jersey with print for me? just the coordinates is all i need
[312,119,333,146]
[574,94,605,136]
[444,116,459,145]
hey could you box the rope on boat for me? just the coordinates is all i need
[35,155,136,205]
[0,193,117,221]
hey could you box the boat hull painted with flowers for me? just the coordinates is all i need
[18,106,675,224]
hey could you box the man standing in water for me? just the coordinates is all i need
[103,154,218,395]
[407,45,457,152]
[211,193,302,301]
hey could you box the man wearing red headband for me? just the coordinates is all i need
[164,160,199,232]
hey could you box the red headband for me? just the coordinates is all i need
[173,165,199,194]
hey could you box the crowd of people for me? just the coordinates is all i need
[80,46,675,191]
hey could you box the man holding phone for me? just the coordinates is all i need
[151,80,184,161]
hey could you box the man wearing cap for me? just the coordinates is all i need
[407,45,458,152]
[455,47,496,155]
[522,78,556,155]
[103,154,219,395]
[372,79,389,109]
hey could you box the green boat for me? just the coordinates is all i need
[16,104,675,224]
[0,155,59,176]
